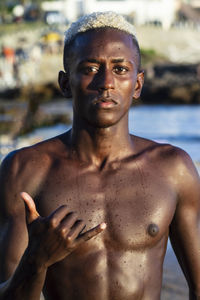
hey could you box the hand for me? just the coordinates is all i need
[20,192,106,269]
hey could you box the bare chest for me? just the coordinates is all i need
[35,162,177,249]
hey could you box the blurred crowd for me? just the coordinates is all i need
[0,31,63,91]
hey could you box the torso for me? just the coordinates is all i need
[16,132,179,300]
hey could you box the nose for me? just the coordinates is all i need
[98,67,114,91]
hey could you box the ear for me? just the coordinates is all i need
[133,71,144,99]
[58,70,72,98]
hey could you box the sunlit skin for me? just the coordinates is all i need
[0,28,200,300]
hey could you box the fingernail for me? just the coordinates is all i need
[100,223,107,230]
[20,191,29,199]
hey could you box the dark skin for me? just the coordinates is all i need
[0,28,200,300]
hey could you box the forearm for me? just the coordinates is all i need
[0,250,47,300]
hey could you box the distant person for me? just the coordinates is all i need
[1,45,16,87]
[0,11,200,300]
[2,45,15,65]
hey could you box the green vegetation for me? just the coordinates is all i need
[141,48,166,65]
[0,21,47,35]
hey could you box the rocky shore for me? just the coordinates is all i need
[142,63,200,104]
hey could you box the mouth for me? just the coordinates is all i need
[93,97,118,108]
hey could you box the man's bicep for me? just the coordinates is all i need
[170,156,200,292]
[0,152,28,281]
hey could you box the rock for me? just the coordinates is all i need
[141,63,200,104]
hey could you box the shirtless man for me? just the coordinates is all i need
[0,11,200,300]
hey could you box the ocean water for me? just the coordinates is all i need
[129,105,200,163]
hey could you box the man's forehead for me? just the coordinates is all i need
[72,28,134,50]
[68,29,139,67]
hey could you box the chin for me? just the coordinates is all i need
[87,116,123,129]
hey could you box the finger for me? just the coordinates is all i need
[66,220,85,241]
[20,191,40,224]
[47,206,70,228]
[58,212,79,235]
[75,223,106,245]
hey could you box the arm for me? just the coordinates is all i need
[0,153,106,300]
[169,151,200,299]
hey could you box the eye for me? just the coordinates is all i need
[82,65,99,75]
[113,66,129,74]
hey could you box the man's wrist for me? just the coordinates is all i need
[21,248,47,275]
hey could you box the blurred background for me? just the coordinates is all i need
[0,0,200,298]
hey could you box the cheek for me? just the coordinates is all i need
[118,77,136,97]
[70,75,92,95]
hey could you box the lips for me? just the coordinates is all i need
[93,97,118,106]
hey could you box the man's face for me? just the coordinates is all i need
[64,29,144,128]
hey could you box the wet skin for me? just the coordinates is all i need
[0,29,200,300]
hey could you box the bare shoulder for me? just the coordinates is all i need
[132,134,200,197]
[132,134,196,168]
[1,131,70,171]
[0,131,71,206]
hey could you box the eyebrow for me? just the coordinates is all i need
[111,58,126,63]
[79,58,133,64]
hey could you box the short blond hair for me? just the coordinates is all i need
[64,11,137,46]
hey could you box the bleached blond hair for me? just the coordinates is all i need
[64,11,137,46]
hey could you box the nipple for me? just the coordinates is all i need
[147,223,159,237]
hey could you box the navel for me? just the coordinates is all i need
[147,223,159,237]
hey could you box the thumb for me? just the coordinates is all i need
[20,191,40,224]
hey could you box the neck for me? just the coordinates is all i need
[70,114,134,167]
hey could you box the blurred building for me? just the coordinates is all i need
[41,0,178,29]
[176,0,200,24]
[41,0,200,28]
[182,0,200,8]
[83,0,176,29]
